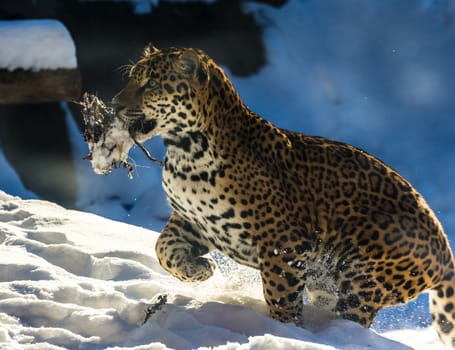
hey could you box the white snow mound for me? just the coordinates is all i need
[0,19,77,71]
[0,190,441,349]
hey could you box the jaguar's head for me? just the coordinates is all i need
[81,45,211,176]
[112,44,210,142]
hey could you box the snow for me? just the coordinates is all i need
[0,190,442,349]
[0,20,77,71]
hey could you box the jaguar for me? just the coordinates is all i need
[83,44,455,348]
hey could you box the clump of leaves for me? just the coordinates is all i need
[78,92,162,179]
[79,92,115,144]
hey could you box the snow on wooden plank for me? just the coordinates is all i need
[0,19,81,103]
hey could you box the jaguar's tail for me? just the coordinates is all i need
[430,267,455,348]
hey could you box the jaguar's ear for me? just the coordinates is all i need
[143,42,159,57]
[177,49,209,84]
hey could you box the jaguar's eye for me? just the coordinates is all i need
[147,79,158,89]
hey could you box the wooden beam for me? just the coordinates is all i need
[0,68,82,104]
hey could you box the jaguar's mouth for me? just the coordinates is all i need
[78,93,162,179]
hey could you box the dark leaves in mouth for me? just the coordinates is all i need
[78,93,115,144]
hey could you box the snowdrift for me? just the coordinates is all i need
[0,191,443,349]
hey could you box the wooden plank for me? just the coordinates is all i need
[0,68,81,104]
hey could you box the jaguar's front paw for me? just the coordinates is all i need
[177,256,216,282]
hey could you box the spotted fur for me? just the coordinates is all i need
[103,45,455,348]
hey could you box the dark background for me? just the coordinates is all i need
[0,0,284,207]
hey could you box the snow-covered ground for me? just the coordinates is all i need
[0,19,77,71]
[0,191,444,349]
